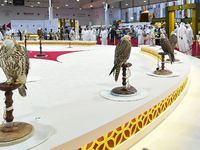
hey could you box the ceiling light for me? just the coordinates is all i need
[90,5,92,7]
[126,4,128,6]
[66,4,68,6]
[1,3,4,6]
[77,0,79,1]
[37,2,40,4]
[4,0,7,2]
[144,0,146,2]
[79,8,82,10]
[57,7,59,9]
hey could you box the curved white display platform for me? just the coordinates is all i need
[0,44,191,150]
[100,89,149,101]
[1,117,53,150]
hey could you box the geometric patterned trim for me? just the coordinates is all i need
[77,48,188,150]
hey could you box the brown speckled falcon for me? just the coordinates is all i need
[0,38,29,97]
[160,33,175,64]
[109,35,132,82]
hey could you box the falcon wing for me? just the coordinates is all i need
[160,38,172,54]
[114,39,131,65]
[160,38,175,64]
[169,34,177,50]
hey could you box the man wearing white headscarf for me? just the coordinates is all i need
[145,26,151,45]
[69,27,76,41]
[91,28,96,41]
[5,28,12,39]
[178,22,188,53]
[137,26,144,46]
[82,28,88,41]
[185,24,193,55]
[100,27,108,45]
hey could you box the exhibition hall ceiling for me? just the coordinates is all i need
[3,0,175,9]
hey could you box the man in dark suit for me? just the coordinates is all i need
[110,27,116,43]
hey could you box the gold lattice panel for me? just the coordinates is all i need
[78,78,188,150]
[77,47,188,150]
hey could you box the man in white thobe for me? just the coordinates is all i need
[178,22,188,53]
[5,28,12,39]
[82,28,90,41]
[91,28,96,41]
[87,28,91,41]
[100,27,108,45]
[137,27,144,46]
[145,26,151,45]
[185,24,193,55]
[69,28,76,41]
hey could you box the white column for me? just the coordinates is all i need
[49,0,53,20]
[105,4,109,28]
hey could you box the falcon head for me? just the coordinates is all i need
[160,33,166,39]
[0,39,15,54]
[170,31,176,36]
[122,35,131,40]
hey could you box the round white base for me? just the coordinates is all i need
[100,89,149,102]
[165,60,184,64]
[27,76,42,83]
[1,117,53,150]
[146,70,180,78]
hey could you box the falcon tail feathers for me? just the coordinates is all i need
[109,65,116,76]
[115,66,121,82]
[168,53,175,64]
[18,84,27,97]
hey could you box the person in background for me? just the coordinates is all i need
[49,29,55,40]
[178,22,188,53]
[17,30,22,41]
[82,28,89,41]
[100,27,108,45]
[5,28,12,38]
[185,24,193,55]
[137,26,144,46]
[79,27,82,40]
[69,27,76,41]
[44,28,47,40]
[91,28,97,41]
[0,31,4,41]
[145,26,151,45]
[110,27,116,43]
[154,24,161,45]
[63,26,69,40]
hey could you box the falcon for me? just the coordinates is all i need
[169,32,177,52]
[160,33,175,64]
[109,35,132,81]
[0,38,29,97]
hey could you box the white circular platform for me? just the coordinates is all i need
[0,117,54,150]
[100,88,149,102]
[165,60,184,64]
[146,70,180,78]
[27,76,42,83]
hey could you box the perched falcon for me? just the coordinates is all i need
[109,35,132,81]
[0,38,29,97]
[160,34,175,64]
[169,32,177,52]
